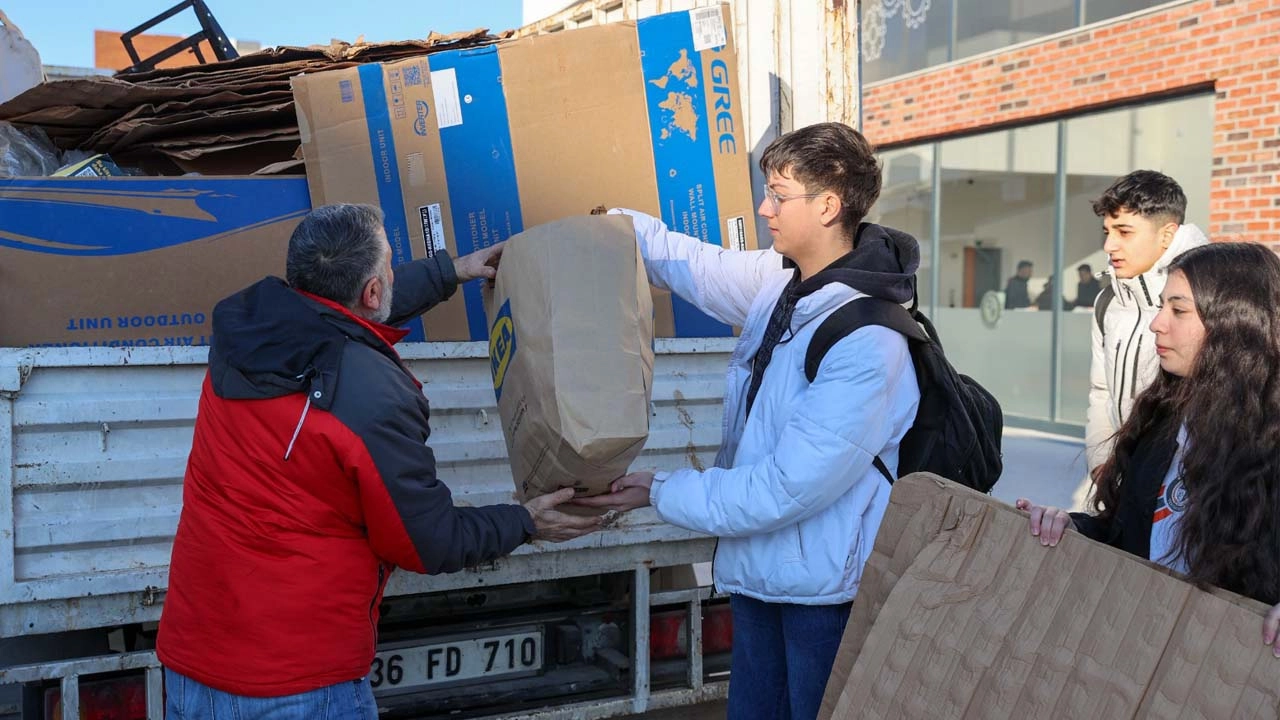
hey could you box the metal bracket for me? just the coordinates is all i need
[119,0,239,74]
[0,355,33,399]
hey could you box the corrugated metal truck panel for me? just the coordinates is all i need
[0,339,733,635]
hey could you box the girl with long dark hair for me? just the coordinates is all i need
[1017,242,1280,653]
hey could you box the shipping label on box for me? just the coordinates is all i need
[0,177,311,348]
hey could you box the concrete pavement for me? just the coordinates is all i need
[993,427,1091,512]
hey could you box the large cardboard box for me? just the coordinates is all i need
[293,4,756,342]
[0,176,311,348]
[821,474,1280,719]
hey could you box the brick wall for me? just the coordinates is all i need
[94,30,215,72]
[862,0,1280,242]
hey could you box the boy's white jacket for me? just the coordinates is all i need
[1085,224,1209,470]
[612,209,922,605]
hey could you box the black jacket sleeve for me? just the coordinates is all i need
[336,346,534,574]
[388,252,459,325]
[1069,512,1109,543]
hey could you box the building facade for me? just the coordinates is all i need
[862,0,1278,429]
[519,0,1279,431]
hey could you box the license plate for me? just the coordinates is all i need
[370,628,543,693]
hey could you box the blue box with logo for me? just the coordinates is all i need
[293,3,756,341]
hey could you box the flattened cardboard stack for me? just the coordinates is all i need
[821,473,1280,720]
[0,31,504,347]
[0,31,502,174]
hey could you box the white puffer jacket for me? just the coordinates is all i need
[1085,224,1209,470]
[615,209,922,605]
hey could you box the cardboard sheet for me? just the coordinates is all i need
[820,473,1280,720]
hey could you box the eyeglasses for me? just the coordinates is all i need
[762,184,824,215]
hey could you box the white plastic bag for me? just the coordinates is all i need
[0,121,60,176]
[0,9,44,104]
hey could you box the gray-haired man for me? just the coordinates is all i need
[158,203,598,718]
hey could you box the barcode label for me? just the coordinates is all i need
[404,63,423,87]
[339,79,354,104]
[420,204,447,256]
[689,7,726,52]
[430,69,464,129]
[406,152,427,188]
[727,216,747,252]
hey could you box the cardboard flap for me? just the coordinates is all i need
[821,473,1280,720]
[0,32,501,173]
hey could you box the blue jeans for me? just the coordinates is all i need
[164,668,377,720]
[726,594,852,720]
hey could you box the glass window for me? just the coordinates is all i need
[862,0,953,83]
[1056,93,1214,424]
[862,0,1176,84]
[955,0,1076,59]
[870,94,1212,428]
[1084,0,1171,25]
[934,122,1060,421]
[869,146,936,307]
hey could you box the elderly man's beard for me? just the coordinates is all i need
[371,268,394,325]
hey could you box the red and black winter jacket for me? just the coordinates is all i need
[157,254,534,696]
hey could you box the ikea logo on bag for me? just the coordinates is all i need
[489,300,517,399]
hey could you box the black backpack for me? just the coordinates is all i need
[804,297,1004,492]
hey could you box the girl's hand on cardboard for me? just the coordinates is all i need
[572,471,654,513]
[1015,498,1074,547]
[1262,603,1280,658]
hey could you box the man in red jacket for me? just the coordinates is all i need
[158,203,599,719]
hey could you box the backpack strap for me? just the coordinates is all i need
[872,456,894,485]
[1094,285,1115,336]
[805,297,927,487]
[804,297,927,383]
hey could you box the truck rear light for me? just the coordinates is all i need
[649,610,686,660]
[649,603,734,660]
[701,603,734,655]
[44,674,147,720]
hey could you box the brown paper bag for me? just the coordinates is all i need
[487,214,654,502]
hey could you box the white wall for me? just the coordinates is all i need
[523,0,580,24]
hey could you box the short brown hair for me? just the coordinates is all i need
[760,122,882,239]
[1091,170,1186,225]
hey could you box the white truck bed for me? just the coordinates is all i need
[0,338,734,637]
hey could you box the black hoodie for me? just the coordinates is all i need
[189,250,534,575]
[746,222,921,415]
[209,252,461,407]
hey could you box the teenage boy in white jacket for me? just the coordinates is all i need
[577,123,921,720]
[1086,171,1208,473]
